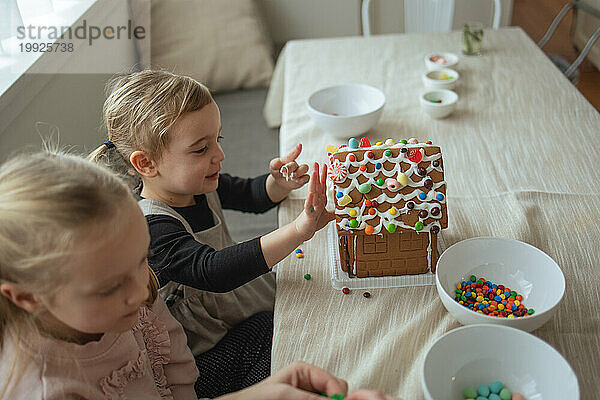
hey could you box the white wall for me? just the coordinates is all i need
[257,0,513,44]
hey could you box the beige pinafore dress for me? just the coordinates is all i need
[138,192,276,356]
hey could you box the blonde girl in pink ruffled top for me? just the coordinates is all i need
[0,151,399,400]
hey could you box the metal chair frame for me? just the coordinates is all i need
[538,0,600,80]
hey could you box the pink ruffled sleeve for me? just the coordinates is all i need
[150,297,199,399]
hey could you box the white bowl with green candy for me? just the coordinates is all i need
[421,325,579,399]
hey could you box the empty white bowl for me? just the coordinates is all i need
[421,325,579,400]
[436,237,565,332]
[424,52,459,71]
[306,84,385,138]
[422,68,459,90]
[420,89,458,119]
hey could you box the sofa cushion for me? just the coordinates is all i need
[149,0,274,92]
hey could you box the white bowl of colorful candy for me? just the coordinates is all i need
[436,237,565,332]
[422,68,460,90]
[421,324,579,400]
[306,84,385,138]
[424,52,459,71]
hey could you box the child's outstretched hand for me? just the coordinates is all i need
[294,162,335,241]
[267,144,310,202]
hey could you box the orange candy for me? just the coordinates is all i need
[365,225,374,235]
[359,164,367,171]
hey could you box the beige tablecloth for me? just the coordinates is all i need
[265,28,600,399]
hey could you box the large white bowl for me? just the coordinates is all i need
[306,84,385,138]
[421,325,579,400]
[436,237,565,332]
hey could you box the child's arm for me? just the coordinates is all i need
[260,162,335,267]
[266,143,310,203]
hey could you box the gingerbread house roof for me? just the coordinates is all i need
[328,138,447,236]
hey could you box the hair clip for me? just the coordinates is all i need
[103,140,115,149]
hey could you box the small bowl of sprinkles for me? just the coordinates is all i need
[421,325,579,400]
[436,237,565,332]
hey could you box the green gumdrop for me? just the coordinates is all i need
[358,183,372,194]
[348,219,359,228]
[387,224,396,233]
[499,388,512,400]
[376,178,385,186]
[463,386,477,399]
[400,139,408,144]
[489,381,503,394]
[415,221,424,231]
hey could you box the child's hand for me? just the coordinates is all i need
[215,361,400,400]
[294,162,335,241]
[269,143,310,192]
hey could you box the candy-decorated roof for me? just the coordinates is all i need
[328,137,447,236]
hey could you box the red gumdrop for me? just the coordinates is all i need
[359,137,371,147]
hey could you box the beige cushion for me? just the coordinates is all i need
[150,0,274,92]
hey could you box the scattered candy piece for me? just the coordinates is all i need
[342,287,350,294]
[304,273,311,280]
[363,292,371,298]
[429,99,442,103]
[296,253,304,258]
[295,249,303,254]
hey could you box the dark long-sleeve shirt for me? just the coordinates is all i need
[146,173,278,293]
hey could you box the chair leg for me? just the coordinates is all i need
[565,26,600,78]
[538,1,577,49]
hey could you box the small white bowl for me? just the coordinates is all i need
[424,52,459,71]
[436,237,566,332]
[421,325,579,400]
[306,84,385,138]
[422,68,459,90]
[420,89,458,119]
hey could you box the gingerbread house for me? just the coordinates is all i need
[327,137,448,278]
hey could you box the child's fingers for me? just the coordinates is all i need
[304,192,315,215]
[294,163,310,177]
[308,162,318,194]
[280,143,303,164]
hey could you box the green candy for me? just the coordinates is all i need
[358,183,372,194]
[489,381,503,394]
[463,386,477,399]
[376,178,385,186]
[499,388,512,400]
[527,308,535,315]
[415,221,424,231]
[510,291,517,298]
[387,224,396,233]
[384,150,392,156]
[348,219,359,228]
[400,139,408,144]
[304,274,311,280]
[470,275,477,282]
